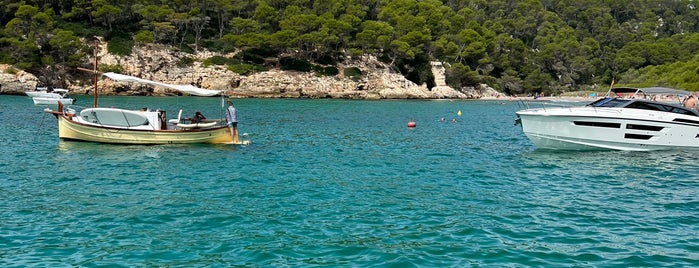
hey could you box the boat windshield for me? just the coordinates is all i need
[587,97,630,107]
[586,97,698,116]
[624,101,697,116]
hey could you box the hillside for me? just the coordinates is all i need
[1,1,698,94]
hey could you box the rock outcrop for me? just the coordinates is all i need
[0,65,40,95]
[0,41,502,99]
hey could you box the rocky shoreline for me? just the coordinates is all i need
[0,43,504,99]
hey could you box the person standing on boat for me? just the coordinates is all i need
[226,99,239,143]
[683,95,697,111]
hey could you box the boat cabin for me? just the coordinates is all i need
[587,87,699,117]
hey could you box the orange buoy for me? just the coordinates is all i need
[407,121,416,128]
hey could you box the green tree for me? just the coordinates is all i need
[91,0,122,31]
[1,38,40,69]
[524,68,553,94]
[445,62,478,88]
[5,4,38,38]
[133,30,154,45]
[134,4,175,43]
[189,9,210,52]
[49,29,84,67]
[230,17,259,35]
[253,2,279,32]
[355,20,393,53]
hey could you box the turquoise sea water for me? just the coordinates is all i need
[1,95,698,267]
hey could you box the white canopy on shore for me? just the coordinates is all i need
[102,72,223,97]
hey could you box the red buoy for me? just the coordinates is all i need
[407,121,416,128]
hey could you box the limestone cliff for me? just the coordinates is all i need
[0,42,502,99]
[0,65,40,94]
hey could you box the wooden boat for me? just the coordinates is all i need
[46,104,240,144]
[44,44,247,145]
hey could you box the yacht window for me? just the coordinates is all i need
[670,107,696,115]
[624,133,653,140]
[673,118,699,125]
[626,124,663,131]
[573,121,621,128]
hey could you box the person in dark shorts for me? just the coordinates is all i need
[225,99,239,142]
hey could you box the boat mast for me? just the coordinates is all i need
[92,39,98,108]
[77,38,100,108]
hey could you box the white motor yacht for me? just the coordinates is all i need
[515,87,699,151]
[26,87,76,105]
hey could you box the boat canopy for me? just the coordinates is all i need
[102,72,223,97]
[608,87,691,98]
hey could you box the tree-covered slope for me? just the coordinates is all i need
[1,0,697,94]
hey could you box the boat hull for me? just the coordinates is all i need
[57,115,236,144]
[516,107,699,151]
[26,91,68,98]
[33,97,75,105]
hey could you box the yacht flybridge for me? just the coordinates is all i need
[515,87,699,151]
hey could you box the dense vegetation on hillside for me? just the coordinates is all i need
[1,0,698,95]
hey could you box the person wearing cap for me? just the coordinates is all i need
[225,99,239,143]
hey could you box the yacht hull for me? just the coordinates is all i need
[32,97,75,105]
[27,89,75,105]
[516,107,699,151]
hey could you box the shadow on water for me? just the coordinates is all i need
[520,149,696,169]
[516,148,699,190]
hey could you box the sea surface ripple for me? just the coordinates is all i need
[1,96,698,267]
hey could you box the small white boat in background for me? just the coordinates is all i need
[515,87,699,151]
[26,87,76,105]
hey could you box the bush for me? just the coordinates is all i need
[313,65,339,76]
[133,31,154,45]
[280,57,312,72]
[237,51,266,64]
[4,66,18,74]
[324,66,340,76]
[107,35,133,56]
[343,67,362,81]
[99,64,124,73]
[349,48,363,57]
[201,39,235,53]
[203,56,229,67]
[244,47,277,58]
[177,57,195,67]
[228,63,268,75]
[315,54,337,65]
[178,44,195,54]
